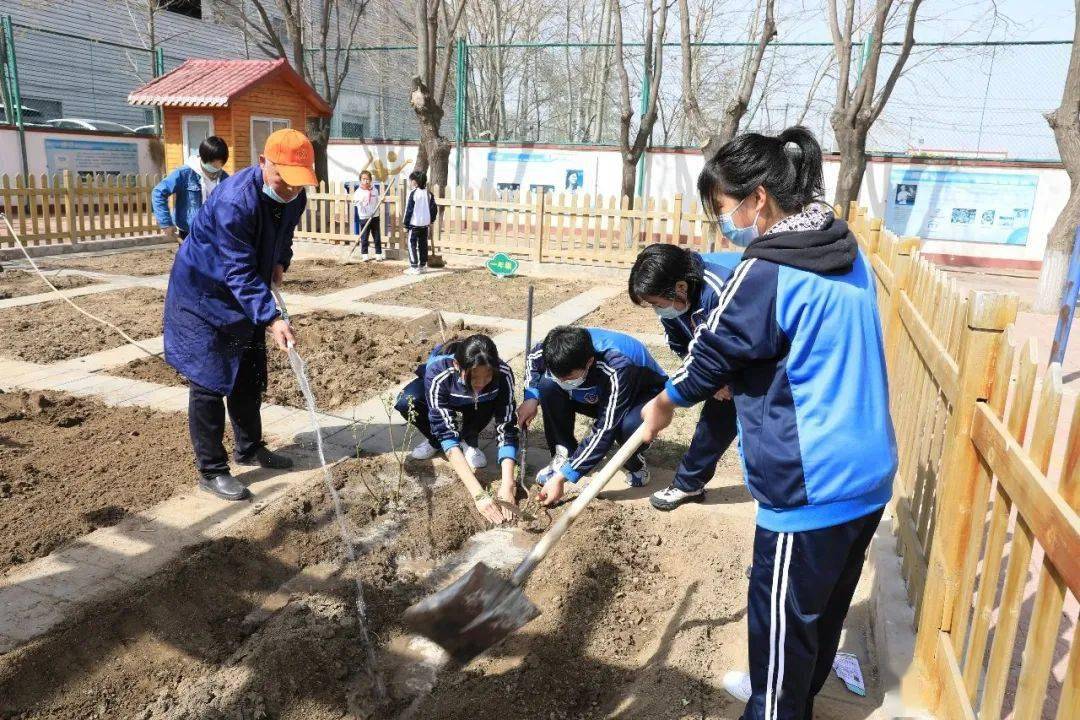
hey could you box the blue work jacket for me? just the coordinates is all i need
[163,165,304,394]
[152,165,228,235]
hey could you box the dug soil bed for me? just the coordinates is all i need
[0,390,199,575]
[576,291,665,335]
[39,248,178,276]
[366,268,596,319]
[0,269,97,300]
[0,287,164,363]
[283,258,401,295]
[110,312,490,411]
[0,455,487,719]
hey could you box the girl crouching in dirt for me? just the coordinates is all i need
[394,334,520,525]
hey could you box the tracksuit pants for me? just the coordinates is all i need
[188,340,266,479]
[354,211,382,254]
[536,377,648,475]
[407,226,429,268]
[394,376,496,449]
[742,507,884,720]
[672,396,739,493]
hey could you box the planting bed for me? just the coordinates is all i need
[40,248,178,276]
[0,287,164,363]
[283,258,401,295]
[0,390,198,574]
[0,269,97,300]
[576,290,664,335]
[111,311,490,411]
[367,268,595,319]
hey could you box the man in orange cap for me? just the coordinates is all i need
[163,128,317,501]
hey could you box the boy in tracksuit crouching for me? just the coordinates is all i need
[516,326,667,505]
[403,170,438,274]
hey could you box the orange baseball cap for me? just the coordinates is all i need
[263,128,317,187]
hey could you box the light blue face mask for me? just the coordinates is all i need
[201,161,222,176]
[262,183,289,204]
[719,197,761,247]
[652,292,688,320]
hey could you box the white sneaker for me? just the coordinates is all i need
[417,266,429,274]
[649,483,705,511]
[361,253,374,262]
[404,267,420,275]
[626,461,650,488]
[410,439,438,460]
[374,252,386,262]
[722,670,752,703]
[463,444,488,469]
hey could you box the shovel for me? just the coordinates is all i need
[402,423,648,665]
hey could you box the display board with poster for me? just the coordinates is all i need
[884,168,1038,246]
[483,150,592,196]
[44,138,141,180]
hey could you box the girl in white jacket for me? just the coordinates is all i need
[351,170,383,261]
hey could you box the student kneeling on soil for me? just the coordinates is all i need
[628,244,740,512]
[394,334,520,525]
[164,129,317,502]
[152,136,229,243]
[639,126,897,720]
[517,326,667,506]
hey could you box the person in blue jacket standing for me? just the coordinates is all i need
[164,128,316,501]
[152,136,230,242]
[639,126,897,720]
[628,244,741,511]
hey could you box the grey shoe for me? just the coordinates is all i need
[199,473,249,501]
[234,446,294,470]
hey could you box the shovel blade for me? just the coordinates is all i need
[402,562,540,665]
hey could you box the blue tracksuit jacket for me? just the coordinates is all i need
[423,354,519,461]
[659,252,739,357]
[525,328,667,482]
[163,165,303,394]
[665,226,896,532]
[152,165,228,235]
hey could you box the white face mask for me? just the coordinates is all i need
[652,293,688,320]
[551,367,589,391]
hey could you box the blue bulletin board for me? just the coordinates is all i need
[884,168,1038,246]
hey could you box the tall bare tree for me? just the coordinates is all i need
[1033,0,1080,312]
[612,0,668,202]
[411,0,468,190]
[217,0,369,182]
[827,0,924,216]
[679,0,777,157]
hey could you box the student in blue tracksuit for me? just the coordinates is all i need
[628,244,741,511]
[517,326,668,506]
[152,136,229,242]
[639,126,897,720]
[394,334,520,525]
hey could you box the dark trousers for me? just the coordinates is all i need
[394,376,496,448]
[407,226,429,268]
[742,507,884,720]
[188,344,265,478]
[672,397,739,492]
[536,376,648,474]
[355,213,382,254]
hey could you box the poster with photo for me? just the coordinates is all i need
[483,150,594,195]
[884,168,1038,245]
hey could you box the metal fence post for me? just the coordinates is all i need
[1050,227,1080,365]
[454,38,467,190]
[2,16,30,182]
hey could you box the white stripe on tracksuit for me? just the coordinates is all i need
[765,532,793,720]
[567,361,619,473]
[428,367,456,437]
[407,228,418,266]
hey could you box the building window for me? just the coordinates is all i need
[164,0,202,20]
[182,115,214,161]
[340,117,365,139]
[251,116,290,164]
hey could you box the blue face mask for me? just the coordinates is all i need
[718,197,760,247]
[201,161,222,176]
[262,183,289,204]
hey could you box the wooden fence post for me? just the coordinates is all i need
[881,239,916,368]
[532,189,545,263]
[64,171,77,245]
[905,290,1019,712]
[672,193,683,245]
[868,217,883,254]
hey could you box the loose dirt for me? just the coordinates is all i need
[367,268,596,319]
[0,269,97,300]
[576,291,664,335]
[0,390,198,575]
[283,258,402,295]
[0,287,164,363]
[38,248,178,276]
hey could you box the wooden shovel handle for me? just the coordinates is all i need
[509,424,648,587]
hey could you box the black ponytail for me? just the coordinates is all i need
[628,243,704,306]
[443,334,500,379]
[697,125,824,215]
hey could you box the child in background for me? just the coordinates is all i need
[403,170,438,275]
[351,170,384,261]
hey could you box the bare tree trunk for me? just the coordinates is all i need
[832,126,868,213]
[1033,0,1080,313]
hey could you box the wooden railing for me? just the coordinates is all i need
[294,182,733,264]
[0,172,163,247]
[848,201,1079,720]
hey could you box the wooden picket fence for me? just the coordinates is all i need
[294,182,732,264]
[849,202,1079,720]
[0,172,162,248]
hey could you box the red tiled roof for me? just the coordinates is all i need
[128,57,331,115]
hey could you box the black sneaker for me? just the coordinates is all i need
[234,446,294,470]
[649,484,705,511]
[199,473,250,501]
